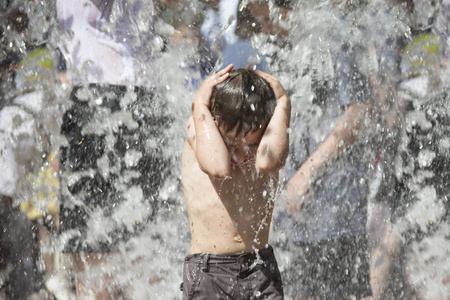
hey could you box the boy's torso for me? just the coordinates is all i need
[182,141,278,254]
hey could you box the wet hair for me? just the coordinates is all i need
[210,68,276,135]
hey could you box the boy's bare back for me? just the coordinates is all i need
[181,65,290,255]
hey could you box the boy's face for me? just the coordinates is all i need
[219,126,265,166]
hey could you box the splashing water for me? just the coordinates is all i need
[1,0,449,299]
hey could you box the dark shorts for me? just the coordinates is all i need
[283,235,372,299]
[181,245,284,300]
[59,84,171,252]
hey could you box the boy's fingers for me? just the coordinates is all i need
[246,65,280,87]
[217,64,234,78]
[252,69,286,98]
[208,64,233,84]
[247,64,268,78]
[214,71,230,84]
[221,64,234,74]
[252,68,274,82]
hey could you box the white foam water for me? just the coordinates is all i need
[1,0,449,299]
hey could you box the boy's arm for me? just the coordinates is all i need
[192,64,234,178]
[185,116,196,149]
[252,69,291,173]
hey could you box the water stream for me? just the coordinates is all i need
[1,0,449,299]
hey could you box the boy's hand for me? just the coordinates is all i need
[192,64,234,108]
[247,65,288,104]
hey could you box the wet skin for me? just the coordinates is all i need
[182,125,278,254]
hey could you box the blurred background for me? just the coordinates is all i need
[0,0,449,299]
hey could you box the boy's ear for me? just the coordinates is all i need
[215,119,228,137]
[214,116,221,128]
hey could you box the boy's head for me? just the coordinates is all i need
[210,68,276,136]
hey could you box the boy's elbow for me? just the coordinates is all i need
[256,156,286,174]
[256,144,288,174]
[198,161,231,179]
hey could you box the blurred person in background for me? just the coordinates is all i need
[56,0,179,298]
[371,0,450,298]
[197,0,288,75]
[269,2,377,298]
[0,1,63,298]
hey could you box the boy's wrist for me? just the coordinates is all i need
[192,98,210,113]
[273,94,291,126]
[276,93,290,106]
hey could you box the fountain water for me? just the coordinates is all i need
[0,0,449,299]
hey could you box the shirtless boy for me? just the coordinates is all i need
[181,64,290,299]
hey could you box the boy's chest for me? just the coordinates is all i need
[212,169,277,205]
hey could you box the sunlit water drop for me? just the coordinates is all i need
[1,0,449,299]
